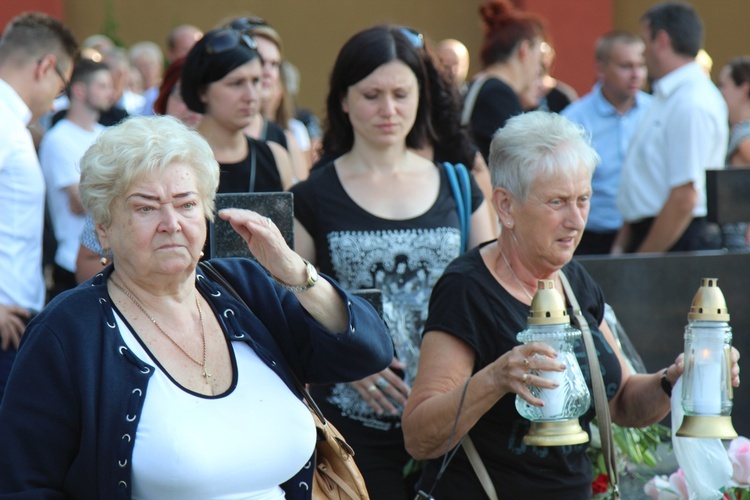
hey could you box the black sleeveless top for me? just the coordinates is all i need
[218,137,282,193]
[260,118,288,150]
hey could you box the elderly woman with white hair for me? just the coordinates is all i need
[402,111,741,498]
[0,115,392,498]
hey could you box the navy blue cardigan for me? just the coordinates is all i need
[0,259,393,499]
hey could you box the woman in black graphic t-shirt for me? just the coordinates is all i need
[291,25,495,499]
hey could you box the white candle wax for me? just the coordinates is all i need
[539,369,566,419]
[691,348,722,414]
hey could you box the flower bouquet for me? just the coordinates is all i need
[589,421,671,499]
[644,436,750,499]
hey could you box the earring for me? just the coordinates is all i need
[200,251,205,258]
[100,256,109,266]
[506,221,512,227]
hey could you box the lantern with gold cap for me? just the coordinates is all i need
[515,280,591,446]
[676,278,737,439]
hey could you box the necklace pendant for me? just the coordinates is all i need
[203,370,211,381]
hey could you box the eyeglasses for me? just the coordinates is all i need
[203,29,258,57]
[39,58,70,97]
[398,27,424,49]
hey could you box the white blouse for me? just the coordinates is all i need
[115,311,316,499]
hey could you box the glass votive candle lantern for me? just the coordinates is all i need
[676,277,737,439]
[515,280,591,446]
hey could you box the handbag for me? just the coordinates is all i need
[199,261,369,499]
[443,162,472,253]
[461,271,621,500]
[559,270,621,499]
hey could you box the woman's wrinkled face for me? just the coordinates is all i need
[512,166,591,272]
[201,58,262,131]
[342,60,419,149]
[98,162,206,280]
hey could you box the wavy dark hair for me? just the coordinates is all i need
[422,42,476,168]
[322,25,434,157]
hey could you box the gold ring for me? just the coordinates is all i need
[367,384,377,393]
[521,373,529,383]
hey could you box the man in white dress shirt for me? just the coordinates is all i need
[616,2,727,254]
[0,12,78,399]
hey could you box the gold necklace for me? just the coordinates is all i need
[110,279,211,382]
[498,245,535,302]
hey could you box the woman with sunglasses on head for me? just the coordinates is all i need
[181,28,294,197]
[290,25,495,499]
[216,16,311,183]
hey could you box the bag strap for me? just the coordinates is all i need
[248,139,257,192]
[443,162,471,253]
[198,261,328,424]
[463,436,499,500]
[558,270,621,499]
[461,75,489,127]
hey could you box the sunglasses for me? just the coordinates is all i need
[203,29,258,58]
[399,27,424,50]
[229,16,270,32]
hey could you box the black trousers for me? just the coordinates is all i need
[575,230,618,255]
[49,263,77,300]
[627,217,721,253]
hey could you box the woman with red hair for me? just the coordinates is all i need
[466,0,547,161]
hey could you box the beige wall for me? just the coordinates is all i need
[65,0,487,117]
[64,0,750,117]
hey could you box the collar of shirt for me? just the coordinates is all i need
[652,61,705,99]
[0,78,32,126]
[593,84,650,118]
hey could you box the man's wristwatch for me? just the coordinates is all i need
[273,258,319,292]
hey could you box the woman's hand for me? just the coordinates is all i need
[731,347,741,387]
[665,348,741,388]
[218,208,308,285]
[350,359,410,415]
[0,305,28,350]
[488,341,566,407]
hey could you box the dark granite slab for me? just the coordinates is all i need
[209,192,294,259]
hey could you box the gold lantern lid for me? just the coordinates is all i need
[527,279,570,325]
[687,277,730,322]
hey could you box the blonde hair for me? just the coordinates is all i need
[80,115,220,227]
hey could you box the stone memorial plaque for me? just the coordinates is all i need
[209,192,294,259]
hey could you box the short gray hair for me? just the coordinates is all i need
[79,115,220,228]
[489,111,599,203]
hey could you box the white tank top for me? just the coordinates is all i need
[115,311,316,499]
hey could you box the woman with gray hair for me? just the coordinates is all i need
[0,115,392,498]
[402,111,741,498]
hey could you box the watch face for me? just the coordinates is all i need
[307,261,319,285]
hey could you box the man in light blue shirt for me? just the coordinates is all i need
[563,32,652,254]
